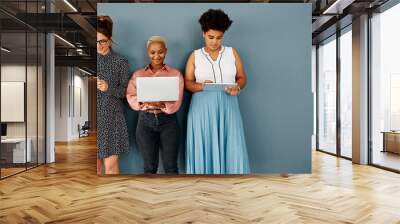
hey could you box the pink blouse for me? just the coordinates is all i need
[126,64,184,114]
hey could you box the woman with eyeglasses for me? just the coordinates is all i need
[185,9,250,174]
[96,15,130,175]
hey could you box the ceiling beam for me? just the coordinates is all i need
[55,55,96,71]
[67,13,96,40]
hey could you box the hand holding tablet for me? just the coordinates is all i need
[202,82,240,96]
[224,84,241,96]
[203,82,237,91]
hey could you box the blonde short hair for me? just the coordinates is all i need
[146,36,167,48]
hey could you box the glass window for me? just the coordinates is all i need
[0,1,46,179]
[371,3,400,171]
[27,31,38,170]
[312,45,317,150]
[318,35,337,155]
[340,27,352,158]
[1,28,28,178]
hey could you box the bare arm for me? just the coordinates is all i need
[225,48,247,96]
[184,52,208,93]
[233,48,247,90]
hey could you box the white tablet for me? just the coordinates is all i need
[136,76,179,102]
[203,83,237,91]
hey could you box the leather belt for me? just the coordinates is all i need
[144,109,164,114]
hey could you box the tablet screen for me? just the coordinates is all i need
[203,83,237,91]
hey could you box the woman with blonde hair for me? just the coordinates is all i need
[127,36,184,174]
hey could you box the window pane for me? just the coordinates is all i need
[1,30,28,178]
[340,28,352,158]
[371,3,400,171]
[38,32,46,165]
[27,31,38,169]
[318,36,337,154]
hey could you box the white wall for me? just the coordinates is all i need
[55,66,69,141]
[1,65,39,138]
[70,71,89,139]
[54,66,89,141]
[1,65,26,81]
[1,65,26,134]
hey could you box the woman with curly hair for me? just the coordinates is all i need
[185,9,250,174]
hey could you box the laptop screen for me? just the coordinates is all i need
[136,76,179,102]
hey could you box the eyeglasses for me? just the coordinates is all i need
[97,39,110,45]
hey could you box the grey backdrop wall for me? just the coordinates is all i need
[98,3,313,174]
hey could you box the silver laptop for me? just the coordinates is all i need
[136,76,179,102]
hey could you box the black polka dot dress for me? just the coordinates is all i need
[97,51,130,159]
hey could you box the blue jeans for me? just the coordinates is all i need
[136,111,179,174]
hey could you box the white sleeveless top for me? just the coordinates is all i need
[194,46,237,84]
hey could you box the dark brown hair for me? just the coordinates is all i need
[97,15,113,39]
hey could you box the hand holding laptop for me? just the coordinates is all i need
[140,102,166,109]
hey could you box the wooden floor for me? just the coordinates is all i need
[1,163,45,178]
[1,135,400,223]
[372,150,400,171]
[1,167,26,178]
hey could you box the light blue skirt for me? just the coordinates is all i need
[185,90,250,174]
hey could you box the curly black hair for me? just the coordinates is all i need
[199,9,233,33]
